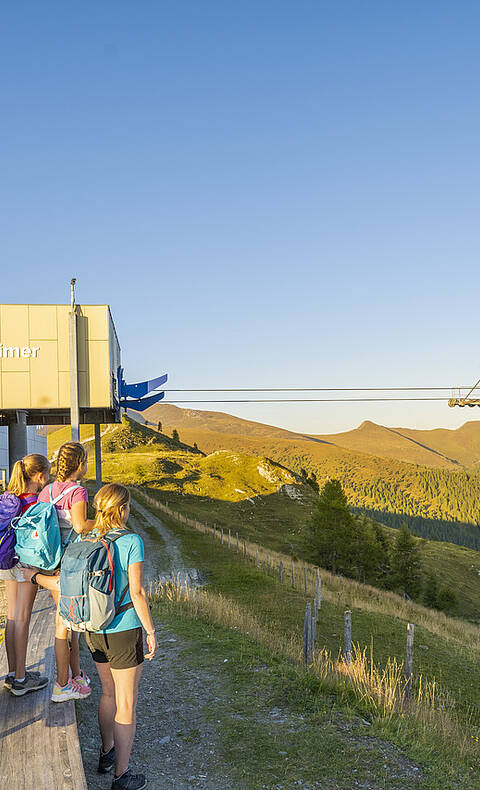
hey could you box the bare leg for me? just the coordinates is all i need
[111,664,143,777]
[95,661,116,753]
[69,631,81,679]
[4,581,18,674]
[14,581,37,678]
[50,588,70,687]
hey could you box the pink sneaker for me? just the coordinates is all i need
[51,679,91,702]
[73,670,91,688]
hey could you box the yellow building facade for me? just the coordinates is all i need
[0,304,121,422]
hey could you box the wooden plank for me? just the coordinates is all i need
[0,590,87,789]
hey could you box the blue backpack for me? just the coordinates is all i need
[0,492,22,570]
[13,484,79,571]
[59,529,133,632]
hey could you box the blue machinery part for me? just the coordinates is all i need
[117,368,168,412]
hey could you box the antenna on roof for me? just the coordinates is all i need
[70,278,77,310]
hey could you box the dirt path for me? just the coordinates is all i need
[77,620,234,789]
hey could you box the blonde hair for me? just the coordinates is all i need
[56,442,87,482]
[8,454,50,496]
[94,483,130,537]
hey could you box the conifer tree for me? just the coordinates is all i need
[307,479,356,575]
[391,522,423,598]
[172,428,179,442]
[157,421,162,433]
[423,572,438,609]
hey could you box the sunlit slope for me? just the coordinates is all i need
[133,405,480,543]
[141,404,480,468]
[45,416,480,622]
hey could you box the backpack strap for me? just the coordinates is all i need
[50,484,82,507]
[115,584,134,615]
[107,531,135,616]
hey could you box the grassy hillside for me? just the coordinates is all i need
[133,405,480,548]
[49,418,479,624]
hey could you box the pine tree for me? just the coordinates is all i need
[391,522,423,598]
[157,421,162,433]
[422,572,438,609]
[172,428,179,442]
[307,479,356,575]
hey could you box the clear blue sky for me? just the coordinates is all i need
[2,2,479,433]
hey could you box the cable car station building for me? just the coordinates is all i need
[0,298,166,486]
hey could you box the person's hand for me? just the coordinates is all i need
[145,631,157,660]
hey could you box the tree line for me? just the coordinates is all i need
[306,479,458,614]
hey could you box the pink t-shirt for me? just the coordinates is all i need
[38,481,88,537]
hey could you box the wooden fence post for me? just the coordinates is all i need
[405,623,415,700]
[279,561,284,584]
[316,570,322,609]
[236,532,239,553]
[214,524,217,541]
[243,540,247,559]
[267,555,270,573]
[303,602,312,665]
[228,529,231,549]
[221,528,224,545]
[344,610,352,665]
[291,560,295,587]
[304,567,308,595]
[311,605,317,648]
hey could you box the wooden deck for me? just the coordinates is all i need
[0,590,87,789]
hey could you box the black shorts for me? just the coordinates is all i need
[85,627,144,670]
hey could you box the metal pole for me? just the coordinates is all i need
[8,411,28,475]
[94,423,102,490]
[405,623,415,700]
[344,610,352,665]
[69,279,80,442]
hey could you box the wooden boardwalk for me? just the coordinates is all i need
[0,590,87,789]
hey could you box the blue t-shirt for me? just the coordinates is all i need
[103,532,145,634]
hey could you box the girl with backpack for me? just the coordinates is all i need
[27,441,96,702]
[0,454,50,696]
[84,483,155,790]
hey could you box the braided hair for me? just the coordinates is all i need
[55,442,87,482]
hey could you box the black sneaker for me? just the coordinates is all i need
[4,670,40,690]
[98,746,115,774]
[111,770,147,790]
[10,673,48,696]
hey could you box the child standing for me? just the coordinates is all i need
[85,484,156,790]
[35,442,95,701]
[0,454,50,695]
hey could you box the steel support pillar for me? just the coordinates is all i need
[95,423,102,491]
[69,309,80,441]
[8,410,28,474]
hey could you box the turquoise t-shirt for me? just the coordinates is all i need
[103,532,145,634]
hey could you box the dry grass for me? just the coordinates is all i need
[150,576,479,764]
[135,488,480,657]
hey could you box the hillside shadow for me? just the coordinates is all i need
[354,506,480,550]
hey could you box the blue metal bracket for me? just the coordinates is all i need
[117,368,168,412]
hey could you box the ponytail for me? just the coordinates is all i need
[93,484,130,537]
[8,454,50,496]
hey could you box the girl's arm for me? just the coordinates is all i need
[128,560,157,660]
[70,501,95,535]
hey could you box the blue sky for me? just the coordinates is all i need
[1,2,479,433]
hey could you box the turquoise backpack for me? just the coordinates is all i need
[13,484,79,571]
